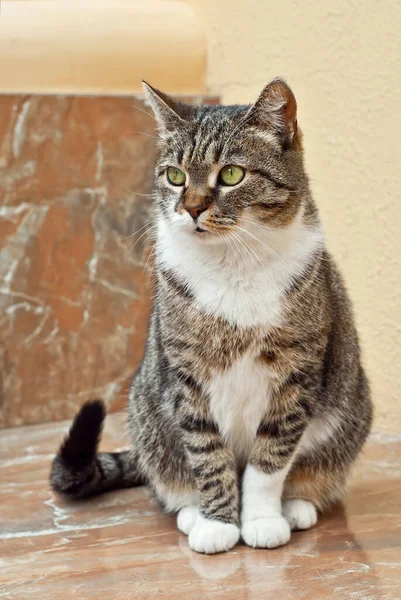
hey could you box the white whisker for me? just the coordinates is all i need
[123,219,155,240]
[140,246,156,283]
[221,231,241,269]
[231,231,263,269]
[239,216,270,232]
[131,192,155,198]
[130,104,156,121]
[127,225,158,256]
[128,131,158,141]
[235,225,282,262]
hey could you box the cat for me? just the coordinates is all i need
[50,78,373,554]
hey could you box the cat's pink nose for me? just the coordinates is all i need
[186,205,207,219]
[183,195,213,220]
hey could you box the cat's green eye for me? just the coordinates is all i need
[219,165,245,186]
[167,166,186,186]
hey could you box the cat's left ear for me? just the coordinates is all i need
[247,78,298,149]
[142,81,192,133]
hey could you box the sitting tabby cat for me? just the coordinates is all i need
[51,78,373,554]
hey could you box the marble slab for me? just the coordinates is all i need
[0,414,400,599]
[0,93,216,428]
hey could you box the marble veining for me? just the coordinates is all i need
[0,93,217,428]
[0,413,400,599]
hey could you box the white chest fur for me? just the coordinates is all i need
[156,209,323,328]
[157,208,323,460]
[207,353,278,464]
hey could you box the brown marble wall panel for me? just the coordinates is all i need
[0,94,217,428]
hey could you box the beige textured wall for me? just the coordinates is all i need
[0,0,205,95]
[192,0,401,432]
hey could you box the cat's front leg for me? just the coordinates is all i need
[241,380,314,549]
[173,381,240,554]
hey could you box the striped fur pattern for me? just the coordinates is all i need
[51,78,372,554]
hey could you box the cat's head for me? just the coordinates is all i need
[143,78,310,243]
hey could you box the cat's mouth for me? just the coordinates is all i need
[191,222,221,243]
[191,219,236,241]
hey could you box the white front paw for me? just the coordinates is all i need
[241,516,291,548]
[188,514,240,554]
[177,505,198,535]
[282,499,317,531]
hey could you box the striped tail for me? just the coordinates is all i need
[50,400,144,498]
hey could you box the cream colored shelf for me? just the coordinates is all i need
[0,0,206,95]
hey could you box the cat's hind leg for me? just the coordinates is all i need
[282,498,318,530]
[282,455,347,530]
[151,481,199,514]
[149,480,200,534]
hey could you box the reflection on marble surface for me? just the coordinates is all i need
[0,414,400,599]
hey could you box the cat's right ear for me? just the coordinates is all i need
[247,78,298,149]
[142,82,192,133]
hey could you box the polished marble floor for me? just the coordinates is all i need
[0,413,400,599]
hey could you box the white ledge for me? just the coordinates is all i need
[0,0,206,95]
